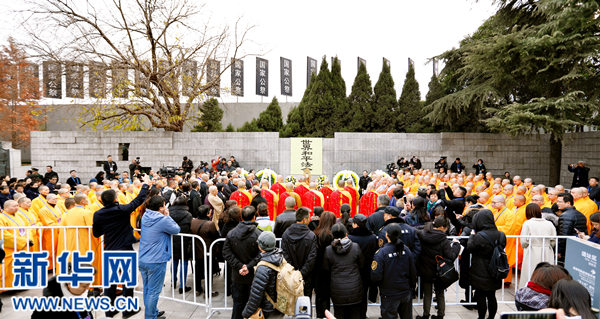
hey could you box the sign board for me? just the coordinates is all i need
[565,237,600,314]
[280,57,292,96]
[256,57,268,96]
[290,138,323,175]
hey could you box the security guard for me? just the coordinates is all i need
[371,223,417,319]
[376,206,421,258]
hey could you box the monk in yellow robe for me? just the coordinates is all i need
[301,182,324,216]
[491,195,513,234]
[37,194,64,271]
[572,187,598,233]
[16,197,41,252]
[512,176,523,195]
[270,175,287,197]
[230,182,253,209]
[504,195,528,286]
[57,194,102,285]
[260,180,279,220]
[88,182,98,204]
[56,188,72,213]
[117,183,129,205]
[30,186,51,219]
[0,200,31,290]
[503,185,515,210]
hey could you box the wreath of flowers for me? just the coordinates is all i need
[333,170,359,189]
[256,169,277,186]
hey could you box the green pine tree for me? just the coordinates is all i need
[256,97,284,131]
[425,74,445,106]
[372,62,397,132]
[237,119,262,132]
[397,64,426,132]
[225,123,235,132]
[330,57,349,132]
[280,75,315,137]
[303,57,336,137]
[191,98,223,132]
[347,62,373,132]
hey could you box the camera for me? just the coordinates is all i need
[294,296,311,319]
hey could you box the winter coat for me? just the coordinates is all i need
[242,249,283,318]
[274,209,296,238]
[281,223,318,280]
[557,206,587,258]
[417,224,460,283]
[459,226,474,289]
[438,186,465,232]
[139,209,181,264]
[349,226,379,284]
[222,221,262,284]
[366,207,386,233]
[519,218,556,288]
[568,165,590,188]
[371,242,417,298]
[376,217,421,258]
[467,209,506,291]
[323,238,364,306]
[170,204,193,261]
[190,218,221,278]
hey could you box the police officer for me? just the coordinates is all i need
[376,206,421,258]
[371,223,417,319]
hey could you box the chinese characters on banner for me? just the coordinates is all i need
[89,62,107,98]
[357,57,366,70]
[256,57,268,96]
[280,57,292,96]
[206,59,220,97]
[111,63,128,98]
[43,61,61,99]
[231,58,244,96]
[181,60,197,97]
[307,57,317,87]
[65,62,84,98]
[290,138,323,175]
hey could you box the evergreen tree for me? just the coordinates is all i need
[397,63,426,132]
[347,62,373,132]
[237,119,261,132]
[425,74,445,106]
[225,123,235,132]
[303,57,336,137]
[280,75,315,137]
[191,98,223,132]
[372,62,397,132]
[330,57,349,132]
[256,97,284,131]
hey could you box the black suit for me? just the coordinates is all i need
[103,161,118,180]
[66,176,81,188]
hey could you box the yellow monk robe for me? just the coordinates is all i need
[359,190,378,217]
[57,205,102,285]
[37,203,63,270]
[504,195,515,211]
[0,212,29,289]
[30,195,48,219]
[261,188,279,220]
[88,190,97,205]
[344,185,359,216]
[125,190,135,203]
[117,191,128,205]
[131,204,143,240]
[56,198,67,214]
[504,205,527,284]
[574,197,599,233]
[494,207,514,234]
[17,208,41,252]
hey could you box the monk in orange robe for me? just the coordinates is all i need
[270,175,287,197]
[301,183,325,216]
[294,178,310,199]
[503,195,528,285]
[344,180,359,216]
[230,181,253,208]
[328,180,353,218]
[319,180,334,211]
[359,183,378,217]
[0,200,30,290]
[572,187,598,233]
[37,194,64,271]
[260,180,279,220]
[30,186,51,219]
[16,197,41,252]
[277,182,301,214]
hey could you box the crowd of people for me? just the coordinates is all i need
[0,154,598,319]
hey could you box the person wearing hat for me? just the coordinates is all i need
[376,207,420,259]
[349,214,378,318]
[450,158,465,174]
[29,168,43,182]
[434,157,448,174]
[242,231,284,319]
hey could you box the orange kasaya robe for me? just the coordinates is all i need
[270,182,287,197]
[328,189,352,218]
[319,186,334,211]
[0,212,29,290]
[277,191,300,214]
[230,190,252,209]
[30,195,48,219]
[344,186,359,216]
[359,191,378,217]
[574,197,599,233]
[261,188,279,220]
[294,184,310,199]
[302,190,325,216]
[504,205,527,284]
[16,208,41,252]
[37,203,63,270]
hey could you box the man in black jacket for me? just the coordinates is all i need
[274,196,297,238]
[189,181,203,218]
[103,155,118,180]
[438,184,467,233]
[222,206,262,319]
[568,161,590,188]
[66,170,81,188]
[450,157,465,174]
[281,207,317,296]
[43,165,58,184]
[93,178,150,318]
[349,214,379,318]
[366,194,390,233]
[376,207,421,258]
[556,192,588,263]
[589,177,600,204]
[250,187,267,209]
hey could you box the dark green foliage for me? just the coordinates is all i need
[237,119,261,132]
[280,75,315,137]
[397,64,427,132]
[303,57,337,137]
[330,57,349,131]
[256,97,283,131]
[372,62,397,132]
[347,62,374,132]
[425,74,445,106]
[225,123,235,132]
[191,98,223,132]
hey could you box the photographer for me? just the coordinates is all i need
[129,157,142,176]
[182,156,194,174]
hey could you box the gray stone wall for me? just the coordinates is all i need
[32,131,591,186]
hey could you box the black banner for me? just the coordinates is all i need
[65,62,84,98]
[357,57,366,70]
[231,58,244,97]
[112,63,128,98]
[256,57,268,96]
[89,62,106,98]
[206,59,220,97]
[181,60,197,96]
[280,57,292,96]
[43,61,61,99]
[307,57,317,86]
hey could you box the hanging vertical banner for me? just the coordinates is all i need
[65,62,84,98]
[206,59,220,97]
[231,58,244,97]
[357,57,366,70]
[89,62,107,98]
[307,57,317,86]
[181,60,197,97]
[256,57,268,96]
[280,57,292,96]
[112,63,128,98]
[43,61,61,99]
[383,57,391,68]
[290,138,323,175]
[20,63,39,99]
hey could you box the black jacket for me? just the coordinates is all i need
[466,210,506,291]
[589,185,600,203]
[281,223,317,279]
[242,249,283,318]
[273,209,296,238]
[31,277,93,319]
[43,171,58,184]
[251,194,267,209]
[366,206,386,233]
[376,217,421,258]
[170,204,193,261]
[371,242,417,298]
[189,189,203,219]
[557,206,588,257]
[324,238,364,306]
[349,226,378,284]
[66,176,81,188]
[450,161,465,173]
[103,160,118,179]
[434,160,448,173]
[93,184,149,250]
[438,186,465,232]
[568,165,590,188]
[472,163,486,175]
[417,224,460,282]
[222,221,262,284]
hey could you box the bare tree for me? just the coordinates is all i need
[25,0,253,131]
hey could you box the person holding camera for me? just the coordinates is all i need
[182,156,194,174]
[129,157,141,177]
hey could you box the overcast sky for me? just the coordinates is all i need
[0,0,497,104]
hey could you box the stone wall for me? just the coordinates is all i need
[560,132,600,186]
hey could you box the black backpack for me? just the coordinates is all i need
[479,231,509,280]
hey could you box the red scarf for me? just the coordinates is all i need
[527,281,552,295]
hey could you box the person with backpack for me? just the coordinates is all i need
[466,209,507,319]
[323,223,364,319]
[416,216,461,319]
[371,223,417,319]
